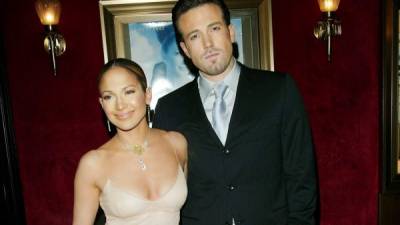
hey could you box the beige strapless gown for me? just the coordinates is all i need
[99,167,187,225]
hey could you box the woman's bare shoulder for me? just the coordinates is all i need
[151,128,186,147]
[77,149,105,171]
[77,138,116,169]
[166,131,186,145]
[159,130,187,161]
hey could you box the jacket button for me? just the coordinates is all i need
[223,148,230,155]
[227,185,236,191]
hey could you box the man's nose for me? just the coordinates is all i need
[202,33,213,48]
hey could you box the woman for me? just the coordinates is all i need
[72,58,187,225]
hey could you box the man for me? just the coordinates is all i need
[153,0,317,224]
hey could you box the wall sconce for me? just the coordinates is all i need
[35,0,66,75]
[313,0,342,62]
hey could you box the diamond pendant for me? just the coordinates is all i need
[138,158,147,171]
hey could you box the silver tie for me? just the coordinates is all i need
[212,83,228,142]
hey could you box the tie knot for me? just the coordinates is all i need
[214,83,228,99]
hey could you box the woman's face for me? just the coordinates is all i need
[98,66,151,131]
[165,42,189,76]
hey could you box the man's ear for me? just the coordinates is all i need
[228,24,236,43]
[180,41,191,59]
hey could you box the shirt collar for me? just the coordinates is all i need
[197,59,241,102]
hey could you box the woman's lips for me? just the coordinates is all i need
[115,111,133,119]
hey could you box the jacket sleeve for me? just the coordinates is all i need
[281,74,317,225]
[152,98,169,130]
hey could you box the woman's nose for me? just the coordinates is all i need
[115,97,126,110]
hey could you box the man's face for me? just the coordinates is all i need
[178,3,235,80]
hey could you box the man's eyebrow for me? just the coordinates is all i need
[207,21,223,28]
[183,21,224,39]
[185,29,200,39]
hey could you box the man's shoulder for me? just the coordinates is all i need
[153,80,196,130]
[241,65,288,81]
[240,65,291,89]
[158,80,196,103]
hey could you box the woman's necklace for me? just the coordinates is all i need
[118,136,149,171]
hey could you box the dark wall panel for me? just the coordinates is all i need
[272,0,380,224]
[2,0,380,225]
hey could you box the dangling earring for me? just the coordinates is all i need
[146,105,151,123]
[107,119,111,132]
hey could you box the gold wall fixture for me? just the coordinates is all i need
[35,0,66,75]
[313,0,341,62]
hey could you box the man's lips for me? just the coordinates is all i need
[204,52,219,60]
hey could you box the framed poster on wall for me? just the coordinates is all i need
[99,0,274,109]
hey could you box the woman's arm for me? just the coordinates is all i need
[72,150,102,225]
[166,131,188,176]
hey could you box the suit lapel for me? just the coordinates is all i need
[187,80,208,125]
[225,66,257,146]
[186,79,223,146]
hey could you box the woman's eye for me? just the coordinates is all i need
[126,89,135,95]
[102,95,112,100]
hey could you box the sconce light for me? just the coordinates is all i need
[313,0,342,62]
[35,0,66,75]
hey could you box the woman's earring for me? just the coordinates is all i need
[107,119,111,132]
[146,105,151,123]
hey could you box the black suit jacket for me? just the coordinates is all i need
[153,65,317,225]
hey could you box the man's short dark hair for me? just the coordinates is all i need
[172,0,231,43]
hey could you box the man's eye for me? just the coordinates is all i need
[189,34,198,41]
[211,26,221,31]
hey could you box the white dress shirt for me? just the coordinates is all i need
[197,60,241,145]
